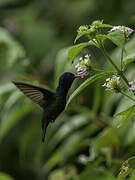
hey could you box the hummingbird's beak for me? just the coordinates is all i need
[74,74,81,78]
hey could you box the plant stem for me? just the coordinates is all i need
[120,90,135,102]
[100,44,130,87]
[128,156,135,162]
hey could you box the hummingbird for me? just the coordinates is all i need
[13,72,80,142]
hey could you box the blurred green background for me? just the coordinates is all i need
[0,0,135,179]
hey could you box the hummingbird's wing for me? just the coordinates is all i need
[12,81,55,108]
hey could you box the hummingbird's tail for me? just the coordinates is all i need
[42,117,49,143]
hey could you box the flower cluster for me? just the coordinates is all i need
[102,75,121,92]
[129,79,135,92]
[77,25,89,33]
[108,25,134,38]
[119,160,129,175]
[77,20,104,33]
[76,20,108,41]
[75,54,91,78]
[91,20,104,28]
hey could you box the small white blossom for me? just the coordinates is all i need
[85,54,91,59]
[129,86,135,91]
[75,63,79,68]
[82,66,87,72]
[108,25,134,37]
[129,79,135,92]
[79,57,83,61]
[129,79,135,85]
[77,66,87,78]
[112,76,120,80]
[84,54,91,64]
[84,58,89,63]
[79,154,88,165]
[106,78,110,81]
[129,80,134,85]
[109,26,121,32]
[77,66,87,74]
[102,83,106,87]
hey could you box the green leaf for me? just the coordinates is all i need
[91,20,112,29]
[115,105,135,128]
[19,120,41,163]
[45,114,90,154]
[0,172,14,180]
[106,30,125,50]
[130,174,135,180]
[100,24,113,28]
[0,83,15,95]
[49,166,78,180]
[0,104,35,141]
[43,150,61,171]
[93,127,120,152]
[0,28,25,68]
[48,169,66,180]
[74,22,112,43]
[66,71,115,108]
[68,41,96,64]
[55,47,72,86]
[74,29,94,43]
[80,167,115,180]
[96,34,107,44]
[42,113,98,171]
[123,52,135,69]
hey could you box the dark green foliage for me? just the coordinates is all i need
[0,0,135,180]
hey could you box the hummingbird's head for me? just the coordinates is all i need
[57,72,80,97]
[59,72,75,88]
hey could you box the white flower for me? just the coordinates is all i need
[75,54,91,78]
[129,86,135,91]
[77,66,87,74]
[129,79,135,92]
[79,57,83,61]
[106,78,110,81]
[112,76,120,80]
[129,80,134,85]
[84,58,89,63]
[108,25,134,37]
[102,75,121,92]
[124,27,134,35]
[102,83,107,87]
[84,54,91,64]
[85,54,91,59]
[79,154,88,165]
[75,63,80,68]
[109,26,121,32]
